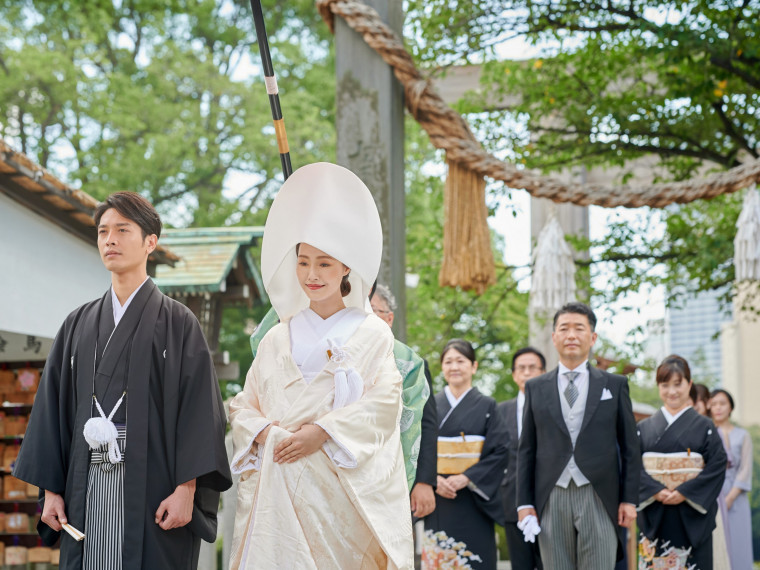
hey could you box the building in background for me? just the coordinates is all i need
[642,317,671,366]
[667,288,731,384]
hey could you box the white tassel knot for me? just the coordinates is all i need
[83,393,125,464]
[327,339,363,409]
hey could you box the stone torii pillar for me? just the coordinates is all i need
[334,0,407,340]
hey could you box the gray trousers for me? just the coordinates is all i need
[538,481,617,570]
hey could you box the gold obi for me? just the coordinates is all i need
[437,434,484,475]
[642,451,704,490]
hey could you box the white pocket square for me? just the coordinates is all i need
[601,388,613,400]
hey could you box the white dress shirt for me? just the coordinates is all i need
[516,390,525,438]
[557,360,589,403]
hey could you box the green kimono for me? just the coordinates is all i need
[250,307,428,490]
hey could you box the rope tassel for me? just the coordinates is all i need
[439,158,496,293]
[332,366,364,410]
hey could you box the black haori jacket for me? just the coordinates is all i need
[14,280,232,569]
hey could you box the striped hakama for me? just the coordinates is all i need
[83,424,126,570]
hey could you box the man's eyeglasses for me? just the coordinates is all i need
[372,307,391,316]
[514,365,542,373]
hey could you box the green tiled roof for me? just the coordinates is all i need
[154,227,265,297]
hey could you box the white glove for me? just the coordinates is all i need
[517,514,541,543]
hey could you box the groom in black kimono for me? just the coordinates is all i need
[13,192,232,570]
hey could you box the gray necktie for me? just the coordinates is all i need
[564,371,579,408]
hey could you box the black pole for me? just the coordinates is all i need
[248,0,293,180]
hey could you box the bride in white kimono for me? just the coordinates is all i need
[229,163,414,570]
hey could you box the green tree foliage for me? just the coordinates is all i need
[218,304,267,399]
[0,0,335,226]
[406,0,759,304]
[1,1,533,399]
[581,190,744,308]
[408,0,758,173]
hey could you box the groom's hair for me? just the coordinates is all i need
[94,192,162,240]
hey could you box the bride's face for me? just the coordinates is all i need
[296,242,349,304]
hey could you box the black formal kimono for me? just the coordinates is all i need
[637,408,727,570]
[13,280,232,570]
[423,388,508,569]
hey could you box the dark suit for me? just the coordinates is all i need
[498,398,542,569]
[517,365,640,563]
[414,361,438,488]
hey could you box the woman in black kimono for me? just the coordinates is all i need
[637,355,727,570]
[423,339,508,570]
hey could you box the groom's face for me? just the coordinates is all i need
[97,208,156,275]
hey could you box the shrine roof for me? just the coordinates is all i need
[153,227,266,300]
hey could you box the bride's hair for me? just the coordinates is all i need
[340,274,351,297]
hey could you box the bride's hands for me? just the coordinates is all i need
[273,424,329,464]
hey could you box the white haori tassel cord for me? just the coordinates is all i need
[83,391,126,464]
[327,339,364,410]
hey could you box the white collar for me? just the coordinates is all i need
[444,385,472,410]
[558,360,588,377]
[305,306,349,321]
[302,307,350,334]
[517,390,525,407]
[289,307,365,384]
[661,405,692,426]
[111,277,150,327]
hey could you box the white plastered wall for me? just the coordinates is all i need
[0,192,110,340]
